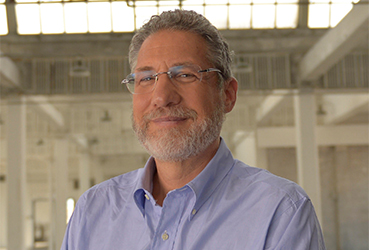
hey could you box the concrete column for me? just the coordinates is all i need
[79,152,91,197]
[6,96,27,250]
[233,131,258,167]
[5,0,17,35]
[298,0,309,28]
[294,92,322,223]
[92,162,104,186]
[0,177,7,248]
[257,148,268,170]
[52,138,69,250]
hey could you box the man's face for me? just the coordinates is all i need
[131,30,226,162]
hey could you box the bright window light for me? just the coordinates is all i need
[135,5,157,29]
[330,3,353,27]
[15,0,36,3]
[159,0,179,7]
[252,0,275,29]
[159,5,178,13]
[40,3,64,34]
[66,198,75,224]
[88,2,111,33]
[0,5,8,35]
[229,0,251,3]
[65,2,88,33]
[205,5,228,29]
[112,2,135,32]
[308,2,330,28]
[229,0,252,29]
[158,1,179,14]
[276,4,298,28]
[229,4,252,29]
[205,0,228,3]
[16,4,41,34]
[181,0,204,15]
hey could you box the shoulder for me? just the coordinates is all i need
[228,160,308,205]
[78,168,144,208]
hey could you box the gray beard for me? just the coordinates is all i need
[132,103,225,162]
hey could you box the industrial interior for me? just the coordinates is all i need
[0,0,368,249]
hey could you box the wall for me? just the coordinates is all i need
[266,145,369,250]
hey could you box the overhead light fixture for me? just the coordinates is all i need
[89,137,99,145]
[36,139,44,146]
[232,61,253,74]
[101,110,112,122]
[69,58,90,78]
[316,104,327,116]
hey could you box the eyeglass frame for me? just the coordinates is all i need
[121,65,223,94]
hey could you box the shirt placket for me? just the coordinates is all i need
[150,189,189,250]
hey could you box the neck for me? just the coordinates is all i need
[152,138,220,206]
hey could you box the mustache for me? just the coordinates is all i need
[143,107,198,122]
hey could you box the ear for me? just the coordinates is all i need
[223,77,238,113]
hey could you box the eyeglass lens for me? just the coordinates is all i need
[126,65,203,94]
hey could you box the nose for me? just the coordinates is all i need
[150,72,181,108]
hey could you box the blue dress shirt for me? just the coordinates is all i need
[61,139,326,250]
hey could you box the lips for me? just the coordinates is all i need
[152,116,187,123]
[142,107,198,126]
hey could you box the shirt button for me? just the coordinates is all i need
[144,194,150,200]
[192,209,197,215]
[162,231,169,241]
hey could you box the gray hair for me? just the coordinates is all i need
[128,9,233,86]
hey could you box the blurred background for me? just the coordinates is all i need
[0,0,368,249]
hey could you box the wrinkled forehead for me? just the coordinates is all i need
[135,30,210,71]
[135,63,200,73]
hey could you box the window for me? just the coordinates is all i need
[0,0,361,36]
[14,0,135,35]
[308,0,358,28]
[66,197,75,224]
[0,2,8,35]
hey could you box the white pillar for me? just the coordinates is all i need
[257,148,268,170]
[7,96,27,250]
[52,138,69,250]
[92,161,104,186]
[233,131,258,167]
[79,152,90,197]
[294,92,322,223]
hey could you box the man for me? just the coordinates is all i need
[61,10,326,250]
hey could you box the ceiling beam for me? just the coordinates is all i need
[26,95,65,129]
[0,52,21,88]
[321,93,369,124]
[256,95,291,126]
[299,3,369,81]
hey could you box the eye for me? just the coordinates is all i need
[136,71,156,86]
[140,76,155,82]
[172,68,199,83]
[178,73,195,78]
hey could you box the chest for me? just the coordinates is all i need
[79,194,273,250]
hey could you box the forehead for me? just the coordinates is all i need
[135,30,209,71]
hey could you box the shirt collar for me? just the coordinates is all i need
[133,138,235,219]
[134,157,156,217]
[186,138,235,220]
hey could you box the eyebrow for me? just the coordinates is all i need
[135,66,154,72]
[135,62,197,73]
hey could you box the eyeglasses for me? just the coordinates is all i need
[121,64,222,94]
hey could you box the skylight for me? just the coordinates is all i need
[0,0,361,36]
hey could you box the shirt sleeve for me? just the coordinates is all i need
[60,194,86,250]
[264,197,326,250]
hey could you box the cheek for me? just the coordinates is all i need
[133,96,148,112]
[132,98,146,123]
